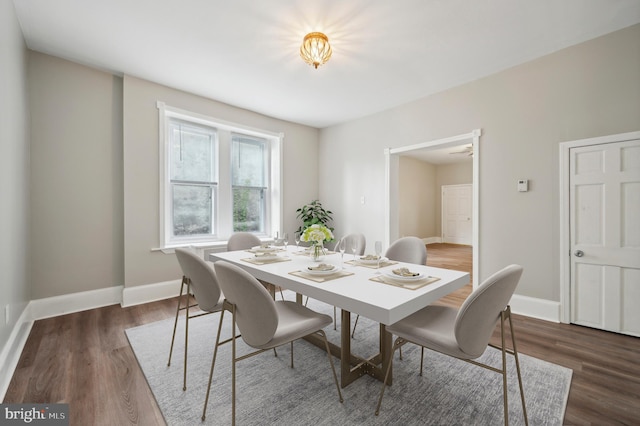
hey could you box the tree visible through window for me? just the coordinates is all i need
[169,120,216,237]
[232,134,267,232]
[158,101,281,248]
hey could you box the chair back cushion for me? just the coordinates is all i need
[454,264,523,358]
[339,233,366,255]
[227,232,261,251]
[385,236,427,264]
[175,248,222,312]
[214,261,278,347]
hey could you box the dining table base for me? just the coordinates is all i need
[296,293,393,388]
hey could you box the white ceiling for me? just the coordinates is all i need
[408,144,474,166]
[12,0,640,129]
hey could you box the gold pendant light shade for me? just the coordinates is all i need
[300,32,332,69]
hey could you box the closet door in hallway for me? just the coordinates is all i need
[441,184,472,245]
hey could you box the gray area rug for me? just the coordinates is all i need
[126,293,572,425]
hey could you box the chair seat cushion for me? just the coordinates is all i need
[254,301,333,349]
[386,305,472,360]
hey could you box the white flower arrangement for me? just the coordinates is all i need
[300,224,334,245]
[300,224,334,260]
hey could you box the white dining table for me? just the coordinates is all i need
[209,246,470,387]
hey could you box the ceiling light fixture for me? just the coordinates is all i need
[300,32,332,69]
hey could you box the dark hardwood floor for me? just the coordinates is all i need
[4,243,639,425]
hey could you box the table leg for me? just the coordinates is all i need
[298,298,393,388]
[340,310,360,387]
[380,323,393,386]
[340,309,393,387]
[259,280,276,300]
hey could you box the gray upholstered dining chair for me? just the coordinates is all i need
[338,233,366,256]
[227,231,285,300]
[385,236,427,265]
[202,261,343,424]
[352,236,426,337]
[375,264,528,426]
[226,231,261,251]
[168,248,224,391]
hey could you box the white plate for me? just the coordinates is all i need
[383,270,424,282]
[305,264,341,276]
[357,256,388,265]
[252,245,278,253]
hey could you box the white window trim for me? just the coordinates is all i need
[156,101,283,252]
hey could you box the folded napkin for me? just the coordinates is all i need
[392,267,420,277]
[360,255,381,261]
[308,263,335,271]
[255,252,276,258]
[259,243,273,249]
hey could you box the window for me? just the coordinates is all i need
[169,120,217,239]
[232,134,267,233]
[158,102,282,249]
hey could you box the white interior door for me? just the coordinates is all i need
[442,184,472,245]
[570,138,640,337]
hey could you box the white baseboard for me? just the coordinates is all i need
[121,279,180,307]
[1,280,180,400]
[0,305,33,401]
[423,237,442,244]
[510,294,561,323]
[29,285,124,321]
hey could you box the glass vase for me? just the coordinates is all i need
[311,243,325,262]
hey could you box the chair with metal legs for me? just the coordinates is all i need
[167,248,224,391]
[384,236,427,265]
[375,264,528,425]
[227,232,261,251]
[202,261,344,424]
[352,236,426,338]
[228,232,285,300]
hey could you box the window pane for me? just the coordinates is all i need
[172,184,213,236]
[170,121,215,183]
[231,135,265,187]
[233,187,264,232]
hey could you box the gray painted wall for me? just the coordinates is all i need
[122,76,320,287]
[28,52,124,299]
[24,58,321,298]
[319,24,640,301]
[0,0,31,359]
[398,156,437,239]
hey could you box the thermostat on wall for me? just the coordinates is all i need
[517,179,529,192]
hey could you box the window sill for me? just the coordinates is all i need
[152,237,273,254]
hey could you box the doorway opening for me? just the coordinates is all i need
[384,129,481,288]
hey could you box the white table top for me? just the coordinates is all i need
[209,247,470,326]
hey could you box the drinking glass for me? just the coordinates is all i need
[294,232,301,250]
[338,238,346,266]
[283,233,289,251]
[351,241,357,261]
[375,241,382,269]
